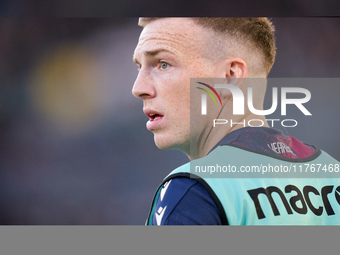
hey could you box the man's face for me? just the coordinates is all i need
[132,18,218,154]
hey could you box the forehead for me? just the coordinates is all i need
[134,18,207,59]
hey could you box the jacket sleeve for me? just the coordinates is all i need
[150,177,222,225]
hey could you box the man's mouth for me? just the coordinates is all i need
[148,113,164,121]
[144,109,164,130]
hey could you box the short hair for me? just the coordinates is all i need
[138,17,276,75]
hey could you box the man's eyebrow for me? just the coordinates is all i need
[133,48,175,64]
[144,49,175,56]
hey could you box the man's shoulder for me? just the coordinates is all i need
[164,161,191,179]
[214,127,320,160]
[151,176,222,225]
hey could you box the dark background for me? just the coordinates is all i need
[0,18,339,224]
[1,0,340,16]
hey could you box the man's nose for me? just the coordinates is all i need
[132,70,156,99]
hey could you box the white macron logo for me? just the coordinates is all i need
[155,180,172,225]
[160,180,172,201]
[156,206,167,225]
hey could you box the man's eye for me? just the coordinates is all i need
[160,62,168,69]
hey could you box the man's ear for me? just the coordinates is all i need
[225,58,248,78]
[219,58,247,99]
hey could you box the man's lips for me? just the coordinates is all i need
[144,109,164,120]
[144,109,164,130]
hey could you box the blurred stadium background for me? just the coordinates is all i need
[0,18,339,224]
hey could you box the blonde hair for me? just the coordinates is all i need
[138,17,276,75]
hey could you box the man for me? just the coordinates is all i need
[132,18,340,225]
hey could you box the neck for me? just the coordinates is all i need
[187,113,269,161]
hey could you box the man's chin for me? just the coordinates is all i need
[154,138,173,150]
[154,136,189,153]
